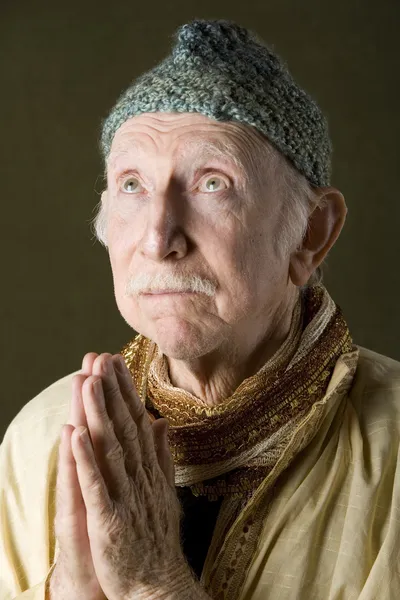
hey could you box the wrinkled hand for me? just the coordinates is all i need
[51,353,107,600]
[68,353,189,600]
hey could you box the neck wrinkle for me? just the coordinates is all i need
[161,289,304,407]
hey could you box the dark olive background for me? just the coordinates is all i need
[1,0,399,440]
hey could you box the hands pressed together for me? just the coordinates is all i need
[51,352,207,600]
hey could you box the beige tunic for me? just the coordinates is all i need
[1,346,400,599]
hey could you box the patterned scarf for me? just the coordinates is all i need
[121,285,353,502]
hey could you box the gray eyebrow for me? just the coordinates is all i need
[179,138,249,181]
[106,140,143,175]
[105,136,250,187]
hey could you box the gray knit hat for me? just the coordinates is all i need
[100,19,331,187]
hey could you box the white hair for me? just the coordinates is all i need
[92,187,108,247]
[271,146,328,287]
[91,133,326,287]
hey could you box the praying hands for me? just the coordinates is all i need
[50,352,210,600]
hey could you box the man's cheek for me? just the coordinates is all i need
[117,295,142,331]
[111,266,130,310]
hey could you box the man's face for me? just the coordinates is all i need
[105,112,292,359]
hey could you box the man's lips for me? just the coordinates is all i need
[140,290,198,296]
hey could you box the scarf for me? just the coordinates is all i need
[121,285,357,598]
[121,285,353,499]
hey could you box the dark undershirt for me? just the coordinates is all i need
[176,487,223,579]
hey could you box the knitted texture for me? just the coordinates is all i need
[100,19,332,186]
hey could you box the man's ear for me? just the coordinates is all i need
[289,187,347,287]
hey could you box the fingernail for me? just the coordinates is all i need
[80,428,89,443]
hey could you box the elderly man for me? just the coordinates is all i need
[1,18,400,600]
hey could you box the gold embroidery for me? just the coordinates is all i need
[120,285,358,600]
[121,286,353,499]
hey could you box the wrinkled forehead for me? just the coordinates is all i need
[106,114,271,178]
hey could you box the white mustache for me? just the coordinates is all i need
[125,272,216,297]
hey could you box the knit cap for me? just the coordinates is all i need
[100,19,331,186]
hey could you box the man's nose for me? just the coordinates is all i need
[139,189,188,262]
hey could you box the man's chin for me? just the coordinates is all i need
[134,319,217,360]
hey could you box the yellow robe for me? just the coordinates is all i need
[1,346,400,599]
